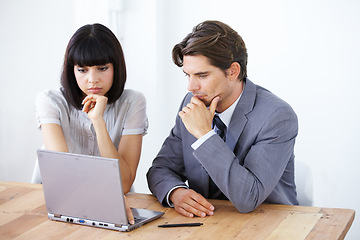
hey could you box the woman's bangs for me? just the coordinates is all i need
[70,38,112,67]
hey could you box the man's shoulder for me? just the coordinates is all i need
[242,79,296,119]
[252,82,294,111]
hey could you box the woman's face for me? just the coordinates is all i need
[74,63,114,97]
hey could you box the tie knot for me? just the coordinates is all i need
[213,115,227,141]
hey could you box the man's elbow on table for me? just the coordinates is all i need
[229,194,262,213]
[233,203,259,214]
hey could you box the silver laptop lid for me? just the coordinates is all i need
[37,149,128,225]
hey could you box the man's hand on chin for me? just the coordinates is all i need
[179,96,220,139]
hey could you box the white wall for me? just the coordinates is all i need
[0,0,75,182]
[1,0,359,239]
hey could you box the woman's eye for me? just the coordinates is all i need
[78,68,87,73]
[99,66,109,71]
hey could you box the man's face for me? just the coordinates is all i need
[182,55,232,111]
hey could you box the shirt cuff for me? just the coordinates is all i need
[166,185,189,207]
[191,130,216,150]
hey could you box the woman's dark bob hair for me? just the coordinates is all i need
[61,23,126,109]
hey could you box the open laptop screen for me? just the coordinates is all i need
[38,150,128,225]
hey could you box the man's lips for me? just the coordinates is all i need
[193,94,205,100]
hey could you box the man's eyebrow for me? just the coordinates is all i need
[195,71,209,75]
[182,70,210,75]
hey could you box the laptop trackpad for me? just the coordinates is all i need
[131,208,161,222]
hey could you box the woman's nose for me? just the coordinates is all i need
[88,70,99,83]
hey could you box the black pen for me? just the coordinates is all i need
[158,223,203,228]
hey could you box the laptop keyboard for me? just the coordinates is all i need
[134,216,146,224]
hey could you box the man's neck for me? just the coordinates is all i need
[216,81,244,113]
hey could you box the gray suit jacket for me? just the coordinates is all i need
[147,79,299,213]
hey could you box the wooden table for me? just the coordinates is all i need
[0,181,355,240]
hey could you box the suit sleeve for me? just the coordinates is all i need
[146,95,190,206]
[193,106,298,213]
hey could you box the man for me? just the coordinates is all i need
[147,20,298,218]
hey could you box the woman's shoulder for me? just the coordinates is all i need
[36,89,69,108]
[121,89,145,97]
[37,89,65,100]
[118,89,146,103]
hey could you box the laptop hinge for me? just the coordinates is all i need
[48,213,62,219]
[115,224,129,230]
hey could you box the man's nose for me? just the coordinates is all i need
[187,77,200,92]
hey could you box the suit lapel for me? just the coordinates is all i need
[227,79,256,152]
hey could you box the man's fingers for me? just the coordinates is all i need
[175,205,194,218]
[191,193,215,213]
[171,188,215,218]
[190,96,203,105]
[176,201,207,218]
[209,96,220,115]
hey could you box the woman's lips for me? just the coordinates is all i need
[88,87,102,94]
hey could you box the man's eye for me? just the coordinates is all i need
[199,75,207,79]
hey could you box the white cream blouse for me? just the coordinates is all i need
[36,89,148,156]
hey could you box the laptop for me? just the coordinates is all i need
[37,149,164,232]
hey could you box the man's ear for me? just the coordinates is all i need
[229,62,241,81]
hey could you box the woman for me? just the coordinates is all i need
[36,23,147,224]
